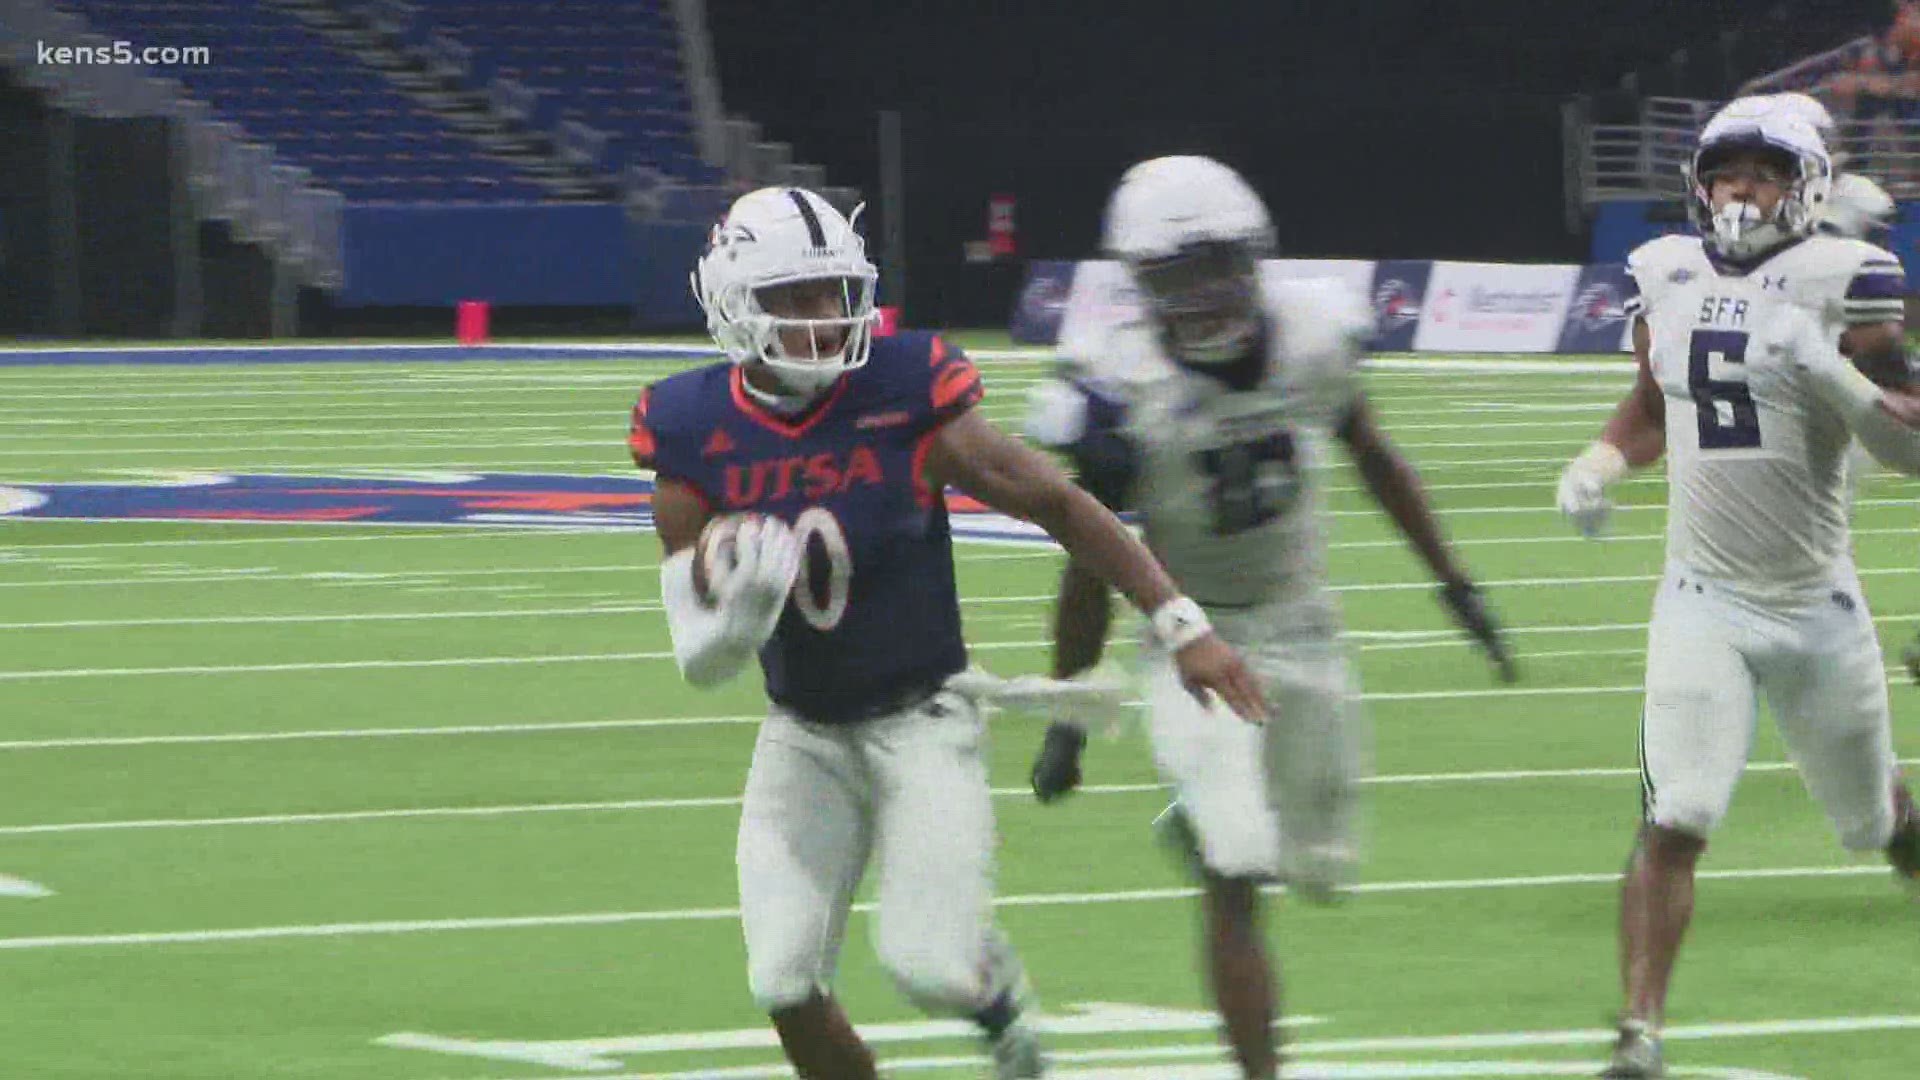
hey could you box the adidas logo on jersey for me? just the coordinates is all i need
[856,410,911,430]
[703,430,736,456]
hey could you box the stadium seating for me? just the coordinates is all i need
[1748,1,1920,122]
[56,0,547,201]
[402,0,722,185]
[54,0,727,204]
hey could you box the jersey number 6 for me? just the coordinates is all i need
[791,506,853,631]
[1688,328,1762,450]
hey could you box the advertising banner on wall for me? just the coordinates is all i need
[1409,261,1582,353]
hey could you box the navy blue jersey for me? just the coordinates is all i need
[631,332,984,723]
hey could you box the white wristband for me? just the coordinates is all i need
[1150,596,1212,652]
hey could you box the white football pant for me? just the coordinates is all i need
[735,680,1024,1014]
[1640,561,1896,851]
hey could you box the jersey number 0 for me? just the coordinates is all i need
[791,507,852,631]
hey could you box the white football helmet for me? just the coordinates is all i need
[692,187,879,394]
[1769,91,1838,142]
[1101,155,1276,364]
[1820,171,1897,242]
[1711,92,1836,143]
[1686,109,1832,260]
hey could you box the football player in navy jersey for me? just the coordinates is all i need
[630,186,1265,1080]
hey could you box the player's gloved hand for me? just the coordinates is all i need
[1439,579,1518,683]
[1556,441,1627,539]
[719,516,801,623]
[1030,721,1087,803]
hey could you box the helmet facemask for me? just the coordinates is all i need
[1687,136,1828,260]
[715,272,877,395]
[1130,241,1263,365]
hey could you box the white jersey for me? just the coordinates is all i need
[1027,274,1370,614]
[1626,233,1905,602]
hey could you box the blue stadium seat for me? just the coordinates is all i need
[406,0,708,181]
[57,0,547,201]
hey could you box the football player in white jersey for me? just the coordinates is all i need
[1714,96,1916,667]
[1023,156,1516,1080]
[1554,109,1920,1078]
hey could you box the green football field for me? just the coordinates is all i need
[1,342,1917,1080]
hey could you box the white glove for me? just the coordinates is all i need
[1556,441,1629,538]
[718,516,802,623]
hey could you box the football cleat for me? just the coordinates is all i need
[982,930,1047,1078]
[989,1019,1047,1080]
[1599,1018,1664,1078]
[1030,721,1087,803]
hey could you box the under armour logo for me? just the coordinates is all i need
[1761,276,1786,290]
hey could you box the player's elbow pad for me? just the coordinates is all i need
[660,549,757,687]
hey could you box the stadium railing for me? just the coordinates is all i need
[1576,95,1920,205]
[1738,35,1878,96]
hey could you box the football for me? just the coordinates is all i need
[692,513,762,604]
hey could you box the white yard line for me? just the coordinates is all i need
[528,1016,1902,1080]
[0,411,1618,433]
[4,553,1919,676]
[15,551,1920,599]
[0,439,626,457]
[0,605,656,630]
[0,715,770,750]
[6,518,1915,557]
[0,529,615,552]
[0,423,585,443]
[2,759,1896,836]
[0,864,1880,951]
[0,434,1602,458]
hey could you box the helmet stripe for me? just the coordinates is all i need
[787,189,827,249]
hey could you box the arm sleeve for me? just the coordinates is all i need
[1793,315,1920,475]
[660,548,783,687]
